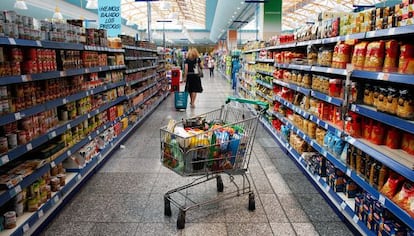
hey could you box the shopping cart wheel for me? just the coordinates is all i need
[248,193,255,211]
[216,175,224,192]
[177,210,186,229]
[164,196,171,217]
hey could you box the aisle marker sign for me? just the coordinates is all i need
[98,0,121,37]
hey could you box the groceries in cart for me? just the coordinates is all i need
[161,117,248,175]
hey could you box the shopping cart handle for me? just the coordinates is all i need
[225,96,269,111]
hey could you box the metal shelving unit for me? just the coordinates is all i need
[240,23,414,234]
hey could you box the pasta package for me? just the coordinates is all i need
[351,41,368,70]
[332,43,353,69]
[383,40,399,72]
[398,44,414,73]
[363,41,385,72]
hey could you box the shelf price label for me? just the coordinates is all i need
[23,223,30,232]
[325,185,330,192]
[350,104,356,112]
[346,168,352,177]
[316,175,321,181]
[88,136,92,141]
[353,215,359,224]
[67,123,71,129]
[8,38,16,45]
[53,196,60,204]
[50,161,56,168]
[26,143,33,151]
[341,201,347,210]
[60,71,66,77]
[10,185,22,197]
[38,209,44,218]
[379,195,386,205]
[14,112,22,120]
[62,98,68,104]
[1,155,9,165]
[67,150,72,156]
[389,28,396,35]
[48,131,56,139]
[377,72,390,81]
[76,174,82,182]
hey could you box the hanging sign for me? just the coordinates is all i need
[98,0,121,37]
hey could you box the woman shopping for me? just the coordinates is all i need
[184,48,203,108]
[208,56,215,77]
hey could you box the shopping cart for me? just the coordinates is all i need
[160,96,268,229]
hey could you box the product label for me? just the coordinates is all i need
[1,155,9,165]
[38,210,44,218]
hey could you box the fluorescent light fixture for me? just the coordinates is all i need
[156,20,172,23]
[86,0,98,9]
[14,0,28,10]
[53,6,63,20]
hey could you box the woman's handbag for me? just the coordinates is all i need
[198,64,204,78]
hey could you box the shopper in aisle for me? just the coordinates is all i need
[208,55,215,77]
[184,47,203,108]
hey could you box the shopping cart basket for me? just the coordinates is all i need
[160,96,269,229]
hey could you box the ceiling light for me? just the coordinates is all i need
[14,0,28,10]
[53,7,63,20]
[86,0,98,9]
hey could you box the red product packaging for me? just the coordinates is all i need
[383,40,399,72]
[363,41,385,72]
[398,44,414,73]
[329,79,342,97]
[385,126,402,149]
[392,181,414,218]
[346,112,362,138]
[370,121,386,145]
[362,117,373,140]
[380,172,406,199]
[401,132,414,155]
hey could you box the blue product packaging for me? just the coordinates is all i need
[228,134,241,164]
[323,132,333,149]
[333,138,345,157]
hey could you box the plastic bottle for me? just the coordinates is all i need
[171,138,183,172]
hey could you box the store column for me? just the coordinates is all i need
[257,1,282,41]
[227,30,238,89]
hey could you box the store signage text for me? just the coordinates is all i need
[98,0,121,36]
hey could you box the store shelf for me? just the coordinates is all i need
[346,136,414,179]
[125,65,158,74]
[308,114,345,137]
[126,81,158,100]
[125,56,158,61]
[288,64,312,71]
[255,70,273,76]
[0,90,167,236]
[239,85,255,98]
[267,42,296,50]
[260,118,374,236]
[296,39,322,47]
[273,96,310,119]
[268,106,414,232]
[0,96,126,167]
[256,58,274,63]
[275,79,312,96]
[84,45,124,53]
[126,73,157,86]
[0,80,126,127]
[255,90,273,103]
[40,41,84,50]
[123,45,157,52]
[0,65,125,86]
[274,63,290,70]
[256,79,273,89]
[243,48,261,53]
[311,66,347,76]
[350,104,414,135]
[311,90,343,106]
[365,25,414,38]
[351,70,414,85]
[0,172,77,236]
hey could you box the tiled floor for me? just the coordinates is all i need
[41,72,354,236]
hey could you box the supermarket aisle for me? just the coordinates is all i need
[41,72,353,236]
